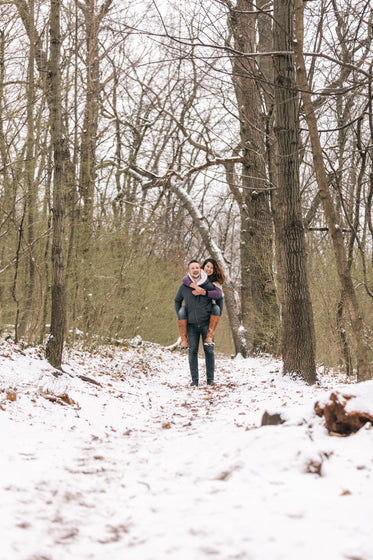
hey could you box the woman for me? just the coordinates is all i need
[177,258,225,349]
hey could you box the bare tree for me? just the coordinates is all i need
[17,0,37,340]
[44,0,67,368]
[294,0,371,381]
[225,0,280,353]
[273,0,316,383]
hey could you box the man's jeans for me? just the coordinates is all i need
[187,323,215,384]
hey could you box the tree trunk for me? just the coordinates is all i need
[273,0,316,383]
[77,0,113,337]
[0,30,14,220]
[227,0,279,353]
[336,290,353,376]
[18,0,36,340]
[45,0,66,369]
[79,0,101,247]
[257,0,284,347]
[294,0,371,381]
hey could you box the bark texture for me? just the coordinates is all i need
[45,0,66,369]
[228,0,279,352]
[273,0,316,383]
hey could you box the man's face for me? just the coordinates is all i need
[188,262,201,280]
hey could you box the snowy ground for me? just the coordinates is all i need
[1,337,373,560]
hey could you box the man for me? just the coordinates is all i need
[174,260,219,386]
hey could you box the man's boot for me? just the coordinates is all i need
[204,315,220,346]
[177,319,189,350]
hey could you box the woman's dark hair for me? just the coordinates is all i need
[201,258,226,285]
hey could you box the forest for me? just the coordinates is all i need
[0,0,372,383]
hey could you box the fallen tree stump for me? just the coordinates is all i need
[315,392,373,435]
[261,411,285,426]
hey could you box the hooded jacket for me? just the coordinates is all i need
[181,272,224,314]
[174,270,216,325]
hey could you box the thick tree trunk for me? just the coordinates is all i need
[228,0,279,353]
[45,0,66,369]
[294,0,371,381]
[273,0,316,383]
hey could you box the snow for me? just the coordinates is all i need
[1,337,373,560]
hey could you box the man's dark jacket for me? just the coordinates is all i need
[174,279,217,325]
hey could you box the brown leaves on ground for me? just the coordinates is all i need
[39,391,80,409]
[305,459,322,476]
[315,392,373,436]
[0,390,17,409]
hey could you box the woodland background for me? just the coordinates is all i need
[0,0,372,378]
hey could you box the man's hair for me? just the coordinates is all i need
[188,259,200,267]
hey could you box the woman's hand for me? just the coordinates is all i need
[192,286,206,296]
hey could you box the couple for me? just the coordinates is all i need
[174,258,225,386]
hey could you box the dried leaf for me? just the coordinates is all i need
[39,390,79,408]
[305,460,322,476]
[216,470,231,481]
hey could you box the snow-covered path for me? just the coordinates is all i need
[1,338,373,560]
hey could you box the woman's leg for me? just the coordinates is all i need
[177,306,189,349]
[177,307,187,320]
[204,304,221,346]
[210,303,221,316]
[202,324,215,384]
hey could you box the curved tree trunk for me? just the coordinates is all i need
[172,181,248,357]
[126,160,249,356]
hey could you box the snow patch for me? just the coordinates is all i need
[0,337,373,560]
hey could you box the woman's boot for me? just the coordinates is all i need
[204,315,220,346]
[177,319,189,350]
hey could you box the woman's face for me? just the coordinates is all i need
[203,261,214,277]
